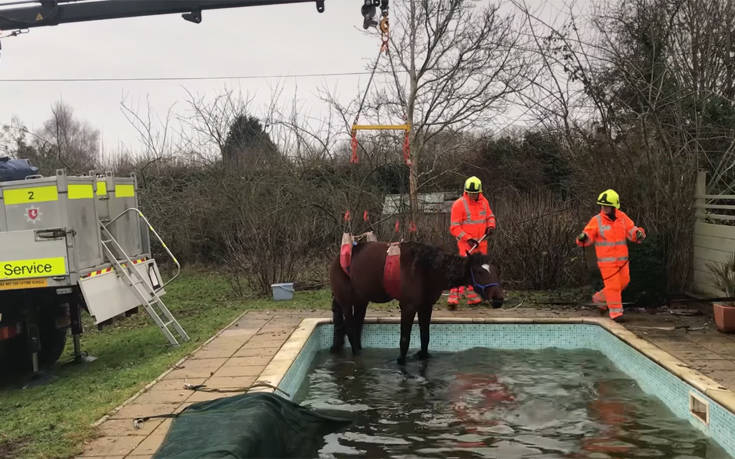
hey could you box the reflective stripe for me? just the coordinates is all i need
[115,184,135,198]
[3,185,58,205]
[68,184,94,200]
[96,181,107,196]
[595,241,627,247]
[0,256,67,280]
[628,227,638,239]
[451,222,462,226]
[596,214,611,239]
[597,256,629,263]
[457,231,467,241]
[479,211,487,216]
[462,196,471,214]
[464,218,486,224]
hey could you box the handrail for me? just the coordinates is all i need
[106,207,180,288]
[694,203,735,210]
[695,194,735,200]
[699,213,735,222]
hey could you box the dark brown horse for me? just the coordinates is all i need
[329,241,504,364]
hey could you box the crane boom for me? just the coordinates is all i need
[0,0,324,30]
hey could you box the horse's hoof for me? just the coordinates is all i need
[492,300,504,309]
[416,351,431,360]
[397,357,406,365]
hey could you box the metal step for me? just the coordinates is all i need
[98,226,189,346]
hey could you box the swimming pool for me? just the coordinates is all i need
[253,318,735,457]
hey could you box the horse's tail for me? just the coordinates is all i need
[329,255,352,303]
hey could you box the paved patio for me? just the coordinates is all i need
[77,304,735,458]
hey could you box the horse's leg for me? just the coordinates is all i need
[343,305,361,356]
[397,306,416,365]
[330,298,345,353]
[416,305,433,360]
[354,300,368,351]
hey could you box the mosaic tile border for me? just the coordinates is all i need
[255,317,735,457]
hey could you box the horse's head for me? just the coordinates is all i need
[466,253,504,308]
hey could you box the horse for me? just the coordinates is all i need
[329,240,504,365]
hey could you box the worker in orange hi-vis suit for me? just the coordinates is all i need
[448,176,496,309]
[576,189,646,322]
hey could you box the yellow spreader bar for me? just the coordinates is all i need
[352,124,411,131]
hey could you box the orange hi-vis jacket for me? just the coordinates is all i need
[576,209,644,319]
[576,209,643,267]
[450,192,496,255]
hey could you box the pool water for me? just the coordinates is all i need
[294,347,730,458]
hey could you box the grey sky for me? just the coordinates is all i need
[0,0,562,156]
[0,1,381,155]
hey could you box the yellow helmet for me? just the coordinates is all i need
[464,176,482,193]
[597,189,620,209]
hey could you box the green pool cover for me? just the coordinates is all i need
[152,392,351,458]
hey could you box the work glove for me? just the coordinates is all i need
[467,238,479,248]
[576,232,588,243]
[636,228,646,241]
[485,227,495,238]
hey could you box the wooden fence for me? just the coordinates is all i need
[692,171,735,296]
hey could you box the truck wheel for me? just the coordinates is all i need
[38,314,68,366]
[39,326,68,366]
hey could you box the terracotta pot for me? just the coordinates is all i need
[713,303,735,333]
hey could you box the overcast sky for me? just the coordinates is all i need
[0,1,385,155]
[0,0,560,156]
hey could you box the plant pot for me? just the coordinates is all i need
[713,303,735,333]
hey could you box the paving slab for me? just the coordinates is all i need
[162,358,226,379]
[212,358,266,377]
[203,375,257,389]
[77,436,143,457]
[97,418,163,437]
[111,403,183,420]
[128,420,172,457]
[149,378,205,391]
[133,389,192,405]
[186,390,239,403]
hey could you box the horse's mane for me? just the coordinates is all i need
[400,241,449,271]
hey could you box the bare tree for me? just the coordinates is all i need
[0,116,33,158]
[31,101,100,174]
[513,0,735,291]
[178,88,254,163]
[334,0,531,224]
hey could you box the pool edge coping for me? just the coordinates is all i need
[250,316,735,416]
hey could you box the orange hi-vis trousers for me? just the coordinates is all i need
[448,285,482,305]
[592,263,630,320]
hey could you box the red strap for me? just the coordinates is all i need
[363,210,369,222]
[344,210,351,222]
[409,221,417,233]
[350,131,359,164]
[340,241,352,275]
[383,243,401,299]
[394,220,400,233]
[403,130,411,166]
